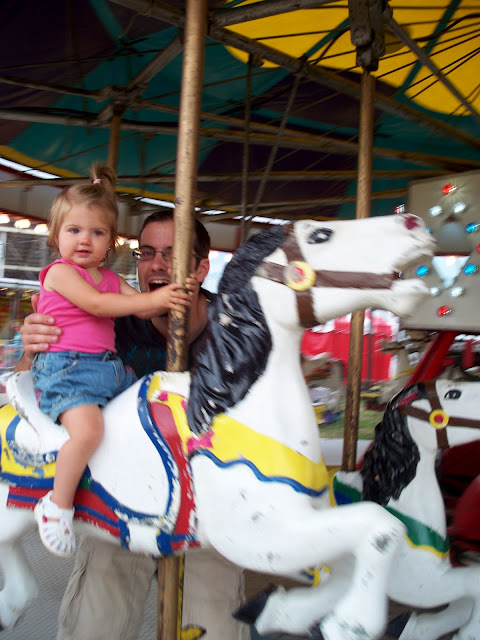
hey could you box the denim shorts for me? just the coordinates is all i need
[32,351,137,423]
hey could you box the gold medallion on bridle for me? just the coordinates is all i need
[285,261,316,291]
[429,409,449,429]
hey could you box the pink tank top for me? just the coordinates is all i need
[38,259,120,353]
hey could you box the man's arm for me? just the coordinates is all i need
[14,294,62,372]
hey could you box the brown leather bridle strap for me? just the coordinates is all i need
[281,224,315,327]
[401,381,480,450]
[426,380,449,450]
[257,262,395,290]
[255,223,395,328]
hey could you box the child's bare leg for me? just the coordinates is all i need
[34,404,104,557]
[52,404,104,508]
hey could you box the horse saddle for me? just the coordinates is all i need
[5,370,68,465]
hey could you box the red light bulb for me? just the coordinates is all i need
[437,305,452,317]
[442,183,457,195]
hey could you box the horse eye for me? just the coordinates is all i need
[445,389,461,400]
[306,228,333,244]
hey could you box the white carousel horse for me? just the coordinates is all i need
[252,379,480,640]
[0,215,434,640]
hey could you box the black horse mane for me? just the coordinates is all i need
[186,225,285,435]
[361,383,427,506]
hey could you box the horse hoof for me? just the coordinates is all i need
[233,584,277,625]
[385,611,411,638]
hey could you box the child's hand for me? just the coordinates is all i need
[153,282,192,313]
[185,274,200,301]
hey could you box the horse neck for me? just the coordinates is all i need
[227,321,322,462]
[389,432,446,537]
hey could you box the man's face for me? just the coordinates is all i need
[137,220,209,294]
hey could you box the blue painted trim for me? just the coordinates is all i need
[136,374,177,518]
[191,449,328,498]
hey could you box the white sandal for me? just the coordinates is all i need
[34,490,75,558]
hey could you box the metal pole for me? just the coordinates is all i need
[342,70,375,472]
[158,1,207,640]
[107,109,122,171]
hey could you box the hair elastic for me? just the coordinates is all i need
[92,178,102,184]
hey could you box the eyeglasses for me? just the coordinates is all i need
[132,246,203,262]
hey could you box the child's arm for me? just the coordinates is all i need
[43,263,191,318]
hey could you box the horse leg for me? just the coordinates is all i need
[396,599,472,640]
[0,539,39,629]
[0,486,38,629]
[254,558,354,636]
[199,473,405,640]
[390,563,480,640]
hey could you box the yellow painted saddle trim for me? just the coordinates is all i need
[0,404,56,479]
[147,374,328,493]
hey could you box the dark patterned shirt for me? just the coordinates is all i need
[114,290,212,378]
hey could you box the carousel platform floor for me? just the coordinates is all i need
[4,531,456,640]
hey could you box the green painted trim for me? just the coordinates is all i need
[334,477,450,556]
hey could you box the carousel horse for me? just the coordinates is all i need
[0,215,434,640]
[251,380,480,640]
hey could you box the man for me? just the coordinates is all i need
[17,211,248,640]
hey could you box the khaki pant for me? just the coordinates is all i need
[57,537,249,640]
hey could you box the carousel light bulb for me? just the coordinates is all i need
[442,183,457,195]
[34,223,48,234]
[429,205,442,217]
[437,305,452,316]
[14,218,31,229]
[450,286,464,297]
[465,222,479,234]
[463,263,478,276]
[0,213,9,224]
[129,239,139,249]
[416,265,429,277]
[117,237,126,246]
[430,286,441,296]
[453,201,467,214]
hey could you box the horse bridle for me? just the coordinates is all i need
[400,381,480,449]
[255,223,395,327]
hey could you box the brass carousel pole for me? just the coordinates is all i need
[342,70,376,471]
[342,0,385,471]
[157,1,207,639]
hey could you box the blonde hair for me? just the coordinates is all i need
[47,163,119,260]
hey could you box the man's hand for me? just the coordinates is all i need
[15,294,62,371]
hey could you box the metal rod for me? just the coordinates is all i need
[97,36,184,124]
[0,169,447,189]
[0,107,477,172]
[245,73,301,234]
[386,14,480,126]
[159,3,207,638]
[342,70,375,473]
[211,0,335,27]
[107,110,122,170]
[241,55,254,240]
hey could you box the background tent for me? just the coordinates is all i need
[0,0,479,245]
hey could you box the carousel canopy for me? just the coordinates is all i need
[0,0,479,247]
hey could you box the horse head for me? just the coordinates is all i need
[361,379,480,505]
[251,213,435,329]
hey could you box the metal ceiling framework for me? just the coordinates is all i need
[0,1,479,232]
